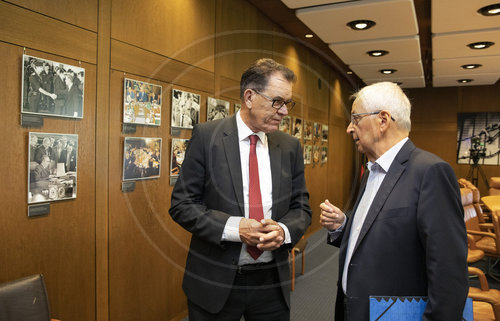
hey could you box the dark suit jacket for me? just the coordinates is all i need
[329,139,468,321]
[169,116,312,313]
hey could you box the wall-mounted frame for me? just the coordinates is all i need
[28,132,78,204]
[321,146,328,164]
[304,145,312,165]
[171,89,200,129]
[207,97,230,121]
[171,138,189,177]
[22,54,84,119]
[123,78,162,126]
[293,117,303,140]
[321,124,329,143]
[279,116,291,134]
[313,145,320,164]
[313,122,321,141]
[304,120,313,141]
[122,137,162,181]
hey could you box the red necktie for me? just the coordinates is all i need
[247,135,264,260]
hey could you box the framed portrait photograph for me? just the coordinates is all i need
[292,117,303,140]
[234,103,241,114]
[207,97,230,121]
[122,137,162,181]
[22,54,84,119]
[171,138,189,177]
[279,116,291,134]
[171,89,200,129]
[123,78,162,126]
[313,122,321,141]
[28,132,78,204]
[321,146,328,164]
[304,120,313,141]
[322,124,329,142]
[304,145,312,165]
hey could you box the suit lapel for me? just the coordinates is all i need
[352,140,415,254]
[267,133,281,220]
[222,117,244,216]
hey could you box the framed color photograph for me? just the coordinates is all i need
[207,97,230,121]
[171,138,189,177]
[304,120,313,141]
[313,146,320,164]
[279,116,292,134]
[122,137,162,181]
[322,124,329,142]
[293,117,303,140]
[22,54,84,118]
[304,145,312,165]
[171,89,201,129]
[123,78,162,126]
[28,132,78,204]
[321,146,328,164]
[313,122,321,141]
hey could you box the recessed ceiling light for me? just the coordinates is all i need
[457,79,473,84]
[461,64,482,69]
[367,50,389,57]
[346,20,376,30]
[347,71,353,75]
[467,41,495,49]
[379,69,397,74]
[478,3,500,16]
[305,34,313,38]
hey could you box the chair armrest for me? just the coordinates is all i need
[468,291,500,320]
[467,234,478,249]
[467,230,496,239]
[468,267,489,291]
[479,223,494,231]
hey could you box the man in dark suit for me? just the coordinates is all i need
[320,81,468,321]
[169,58,311,321]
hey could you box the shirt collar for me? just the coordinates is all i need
[367,137,409,173]
[236,111,266,143]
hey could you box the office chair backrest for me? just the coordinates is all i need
[0,274,50,321]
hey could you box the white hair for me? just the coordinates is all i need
[352,82,411,132]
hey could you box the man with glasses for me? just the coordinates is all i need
[170,58,311,320]
[320,82,467,321]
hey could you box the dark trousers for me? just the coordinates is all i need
[188,263,289,321]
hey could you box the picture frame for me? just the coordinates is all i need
[171,138,189,177]
[207,97,230,121]
[293,117,303,140]
[313,145,320,164]
[28,132,78,204]
[22,54,84,119]
[321,146,328,164]
[122,137,162,181]
[304,120,313,141]
[313,122,321,141]
[279,116,292,134]
[171,89,201,129]
[304,145,312,165]
[123,78,162,126]
[322,124,329,142]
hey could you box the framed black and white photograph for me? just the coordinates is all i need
[457,112,500,165]
[123,78,162,126]
[28,132,78,204]
[321,146,328,164]
[293,117,303,140]
[207,97,230,121]
[22,54,84,118]
[122,137,162,181]
[234,103,241,114]
[304,145,312,165]
[171,89,200,129]
[171,138,189,177]
[279,116,291,134]
[304,120,313,141]
[313,122,322,141]
[321,124,329,142]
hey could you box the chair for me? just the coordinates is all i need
[0,274,60,321]
[468,234,486,264]
[490,177,500,196]
[459,178,490,223]
[290,236,308,291]
[468,267,500,321]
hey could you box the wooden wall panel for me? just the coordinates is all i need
[7,0,98,32]
[111,0,215,72]
[0,1,97,64]
[0,44,96,321]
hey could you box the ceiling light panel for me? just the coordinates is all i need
[433,74,500,87]
[295,0,418,43]
[364,76,425,88]
[432,29,500,59]
[329,35,421,64]
[433,56,500,76]
[349,61,423,79]
[432,0,500,33]
[281,0,351,9]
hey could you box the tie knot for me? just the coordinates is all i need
[249,135,259,146]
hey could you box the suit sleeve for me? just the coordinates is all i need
[169,125,231,246]
[417,162,468,320]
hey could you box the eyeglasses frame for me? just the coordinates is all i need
[350,110,396,125]
[251,89,296,112]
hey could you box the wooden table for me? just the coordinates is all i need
[482,195,500,212]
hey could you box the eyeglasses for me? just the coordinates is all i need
[350,111,396,125]
[252,89,296,112]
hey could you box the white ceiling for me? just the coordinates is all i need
[281,0,500,88]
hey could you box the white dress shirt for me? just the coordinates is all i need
[221,111,291,265]
[342,137,408,293]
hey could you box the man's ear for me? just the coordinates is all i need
[243,89,253,109]
[378,110,391,132]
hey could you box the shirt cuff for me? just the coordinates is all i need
[278,223,291,244]
[327,214,347,239]
[221,216,243,242]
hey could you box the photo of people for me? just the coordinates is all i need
[313,145,320,164]
[171,89,200,129]
[322,124,329,142]
[28,132,78,204]
[304,120,313,141]
[170,138,189,177]
[304,145,312,165]
[122,137,162,181]
[293,117,303,140]
[123,78,162,126]
[22,54,84,118]
[321,146,328,164]
[207,97,230,122]
[313,122,321,141]
[279,116,291,134]
[234,103,241,114]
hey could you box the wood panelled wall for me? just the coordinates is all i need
[0,0,355,320]
[408,82,500,197]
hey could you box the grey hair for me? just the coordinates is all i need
[351,82,411,132]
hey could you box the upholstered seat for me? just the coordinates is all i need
[490,177,500,196]
[468,267,500,321]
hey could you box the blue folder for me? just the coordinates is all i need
[369,296,473,321]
